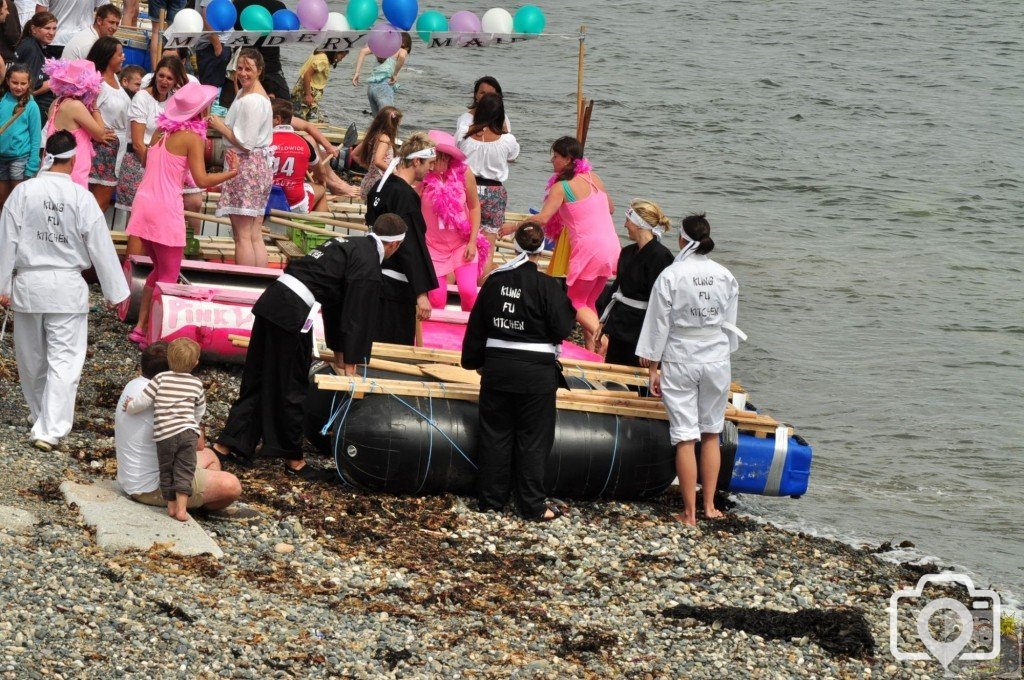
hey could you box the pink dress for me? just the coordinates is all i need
[424,198,476,277]
[45,100,95,189]
[125,138,190,247]
[556,173,620,286]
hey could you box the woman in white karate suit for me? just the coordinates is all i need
[0,131,129,451]
[636,213,744,526]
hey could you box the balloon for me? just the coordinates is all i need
[324,11,350,31]
[346,0,379,30]
[205,0,237,32]
[368,22,401,58]
[296,0,329,30]
[271,8,301,30]
[168,7,204,33]
[240,4,273,33]
[480,7,513,33]
[513,5,545,35]
[449,10,481,33]
[415,10,447,43]
[382,0,418,31]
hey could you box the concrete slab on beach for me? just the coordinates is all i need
[60,480,223,558]
[0,505,38,533]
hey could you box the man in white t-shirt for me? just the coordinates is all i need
[115,342,243,512]
[60,4,121,62]
[34,0,106,56]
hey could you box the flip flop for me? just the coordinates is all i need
[128,328,146,344]
[536,504,564,522]
[212,444,256,469]
[284,464,337,483]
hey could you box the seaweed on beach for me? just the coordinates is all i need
[660,604,875,658]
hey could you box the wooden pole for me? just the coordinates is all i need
[575,25,587,139]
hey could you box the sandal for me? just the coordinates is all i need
[128,328,146,345]
[284,463,337,483]
[536,504,564,522]
[212,443,256,469]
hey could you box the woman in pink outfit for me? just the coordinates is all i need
[126,82,239,346]
[520,136,620,351]
[421,130,482,311]
[42,59,116,188]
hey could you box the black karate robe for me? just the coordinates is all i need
[219,236,383,461]
[364,175,437,344]
[461,260,576,518]
[602,239,674,366]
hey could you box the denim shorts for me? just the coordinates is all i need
[0,156,28,181]
[148,0,185,22]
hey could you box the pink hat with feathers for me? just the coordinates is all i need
[43,59,103,107]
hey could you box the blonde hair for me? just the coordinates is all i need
[398,132,435,168]
[167,338,201,373]
[630,199,671,234]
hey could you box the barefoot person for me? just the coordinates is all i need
[636,213,745,526]
[116,342,243,515]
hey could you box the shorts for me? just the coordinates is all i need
[130,467,208,508]
[660,359,731,444]
[216,148,274,218]
[289,182,316,213]
[183,170,203,195]
[477,184,507,234]
[89,137,120,186]
[147,0,185,22]
[0,156,28,181]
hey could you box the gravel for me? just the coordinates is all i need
[0,291,1007,678]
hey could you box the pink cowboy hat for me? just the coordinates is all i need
[43,58,103,105]
[427,130,466,163]
[163,81,219,122]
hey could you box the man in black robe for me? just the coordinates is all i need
[215,215,407,479]
[364,132,438,345]
[462,222,577,520]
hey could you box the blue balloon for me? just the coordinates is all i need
[382,0,418,31]
[272,8,301,30]
[205,0,237,32]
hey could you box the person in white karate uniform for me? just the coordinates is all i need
[636,213,745,526]
[0,131,129,451]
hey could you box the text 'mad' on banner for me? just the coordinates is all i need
[163,30,536,51]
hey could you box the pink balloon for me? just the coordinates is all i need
[296,0,329,30]
[368,22,402,58]
[449,10,481,33]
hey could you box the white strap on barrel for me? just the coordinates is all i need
[382,269,409,283]
[598,289,648,324]
[763,426,790,496]
[486,338,560,355]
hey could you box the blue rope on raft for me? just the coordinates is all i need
[387,393,478,471]
[326,384,357,488]
[598,415,620,497]
[414,395,434,494]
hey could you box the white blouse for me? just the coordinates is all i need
[226,93,273,151]
[127,89,166,146]
[458,133,520,184]
[455,110,511,145]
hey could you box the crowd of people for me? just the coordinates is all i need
[0,1,744,526]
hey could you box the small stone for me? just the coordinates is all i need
[274,543,295,554]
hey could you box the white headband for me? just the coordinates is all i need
[375,147,438,193]
[41,148,76,172]
[371,230,406,243]
[626,207,663,238]
[674,237,701,263]
[513,237,545,255]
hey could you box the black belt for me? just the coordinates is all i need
[474,176,503,187]
[126,143,135,153]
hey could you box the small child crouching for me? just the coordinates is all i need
[125,338,206,521]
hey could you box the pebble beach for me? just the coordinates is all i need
[0,294,1017,678]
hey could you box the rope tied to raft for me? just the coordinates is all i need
[387,393,478,471]
[325,383,358,488]
[597,414,621,497]
[415,394,435,494]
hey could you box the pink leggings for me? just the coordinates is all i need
[567,276,608,314]
[142,239,185,288]
[427,261,478,312]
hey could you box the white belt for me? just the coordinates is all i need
[486,338,561,355]
[382,269,409,283]
[675,322,747,342]
[598,289,648,324]
[277,273,316,307]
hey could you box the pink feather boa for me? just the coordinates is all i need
[421,161,489,277]
[541,157,592,240]
[156,114,208,137]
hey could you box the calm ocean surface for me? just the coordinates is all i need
[301,0,1024,601]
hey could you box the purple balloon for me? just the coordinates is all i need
[449,10,481,33]
[368,22,402,58]
[296,0,329,30]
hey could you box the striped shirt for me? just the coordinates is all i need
[125,371,207,441]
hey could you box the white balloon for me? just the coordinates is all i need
[324,11,351,31]
[481,8,513,34]
[169,8,204,34]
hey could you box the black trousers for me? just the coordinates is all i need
[196,45,232,91]
[375,277,416,345]
[261,69,290,101]
[219,316,312,460]
[476,388,556,519]
[604,337,642,367]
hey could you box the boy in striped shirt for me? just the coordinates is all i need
[125,338,206,521]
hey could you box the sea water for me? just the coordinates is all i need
[302,0,1024,602]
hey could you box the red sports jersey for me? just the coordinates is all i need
[271,126,316,206]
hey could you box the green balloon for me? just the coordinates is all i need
[240,4,274,33]
[513,4,545,35]
[346,0,379,30]
[416,10,448,43]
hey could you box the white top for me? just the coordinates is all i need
[127,88,166,145]
[59,26,99,62]
[15,0,36,29]
[455,111,511,144]
[225,93,273,151]
[457,133,520,183]
[115,377,161,496]
[37,0,105,46]
[636,254,740,365]
[96,81,131,151]
[0,171,129,312]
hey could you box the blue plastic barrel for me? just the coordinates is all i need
[728,429,812,498]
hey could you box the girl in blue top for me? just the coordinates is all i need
[0,64,42,209]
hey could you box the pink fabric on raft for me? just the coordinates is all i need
[567,276,608,314]
[555,173,620,287]
[142,240,184,288]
